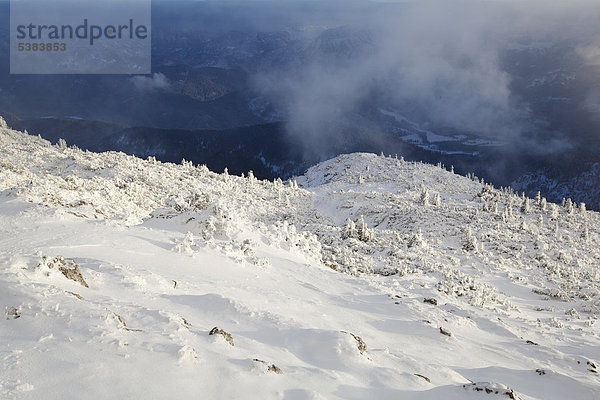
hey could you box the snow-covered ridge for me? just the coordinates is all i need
[1,120,599,399]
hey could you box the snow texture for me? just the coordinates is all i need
[0,124,599,399]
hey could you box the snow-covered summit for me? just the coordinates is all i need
[1,122,599,399]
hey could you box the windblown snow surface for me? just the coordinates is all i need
[0,119,599,399]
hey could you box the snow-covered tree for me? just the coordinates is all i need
[357,215,375,242]
[173,232,198,255]
[462,227,478,252]
[341,218,358,240]
[550,204,559,220]
[521,197,531,214]
[432,193,442,207]
[565,198,574,215]
[198,164,209,175]
[581,224,590,242]
[420,188,430,206]
[407,229,425,248]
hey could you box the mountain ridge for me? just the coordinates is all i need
[0,119,599,399]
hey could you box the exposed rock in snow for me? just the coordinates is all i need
[209,327,235,346]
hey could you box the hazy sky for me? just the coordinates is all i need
[250,0,600,160]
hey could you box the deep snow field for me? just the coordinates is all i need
[1,117,599,399]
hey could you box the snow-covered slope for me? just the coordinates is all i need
[1,120,599,399]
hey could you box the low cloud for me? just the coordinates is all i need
[577,40,600,67]
[131,73,171,91]
[253,0,600,161]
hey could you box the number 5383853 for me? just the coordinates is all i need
[18,42,67,52]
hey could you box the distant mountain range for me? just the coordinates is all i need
[0,1,598,208]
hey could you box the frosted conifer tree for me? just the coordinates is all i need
[420,188,430,206]
[521,198,531,214]
[407,229,425,248]
[173,232,197,254]
[198,164,209,175]
[357,215,374,242]
[432,193,442,206]
[341,218,358,240]
[462,227,477,252]
[550,203,559,220]
[565,198,574,215]
[581,224,589,242]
